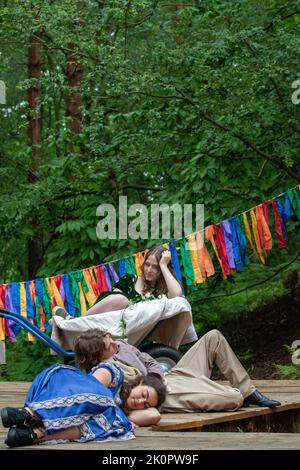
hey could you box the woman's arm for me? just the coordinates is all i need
[159,251,182,298]
[127,408,161,426]
[92,368,113,387]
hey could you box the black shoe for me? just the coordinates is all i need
[1,407,42,428]
[5,425,38,448]
[243,389,281,408]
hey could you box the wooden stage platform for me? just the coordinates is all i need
[0,380,300,450]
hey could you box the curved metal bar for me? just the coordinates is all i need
[0,308,74,357]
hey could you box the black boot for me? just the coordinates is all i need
[1,407,42,428]
[5,424,38,448]
[243,389,281,408]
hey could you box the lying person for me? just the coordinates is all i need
[74,328,281,413]
[1,329,166,448]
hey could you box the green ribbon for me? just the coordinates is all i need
[69,272,82,317]
[180,239,197,292]
[125,256,137,276]
[237,214,246,244]
[41,279,52,324]
[287,188,300,219]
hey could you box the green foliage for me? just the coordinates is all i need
[276,345,300,379]
[276,364,300,380]
[1,0,300,283]
[0,334,64,381]
[188,241,300,333]
[1,1,300,378]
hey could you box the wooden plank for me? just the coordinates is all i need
[1,380,300,436]
[0,341,5,365]
[252,380,300,385]
[0,378,295,391]
[0,432,300,450]
[154,401,300,431]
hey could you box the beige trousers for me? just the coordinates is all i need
[161,329,255,412]
[149,311,194,349]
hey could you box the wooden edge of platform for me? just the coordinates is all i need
[153,400,300,431]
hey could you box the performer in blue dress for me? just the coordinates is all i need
[1,329,166,447]
[25,361,133,443]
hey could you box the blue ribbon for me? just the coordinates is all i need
[275,198,288,241]
[118,259,126,278]
[62,274,76,317]
[169,241,185,295]
[230,217,250,271]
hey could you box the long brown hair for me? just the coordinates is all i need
[141,245,180,296]
[74,329,109,372]
[120,376,167,414]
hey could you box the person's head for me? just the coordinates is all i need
[142,245,179,295]
[74,329,118,372]
[121,376,166,413]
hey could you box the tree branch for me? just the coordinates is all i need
[120,184,163,191]
[242,38,300,134]
[265,9,300,31]
[190,250,300,302]
[137,87,300,182]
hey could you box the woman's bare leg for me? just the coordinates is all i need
[85,294,129,316]
[35,425,82,443]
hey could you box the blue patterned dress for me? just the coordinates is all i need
[25,362,134,443]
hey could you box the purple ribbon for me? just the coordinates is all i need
[221,220,235,270]
[102,264,112,291]
[108,262,119,284]
[4,286,16,342]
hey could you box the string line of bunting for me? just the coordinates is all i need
[0,185,299,342]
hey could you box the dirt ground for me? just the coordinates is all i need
[210,284,300,379]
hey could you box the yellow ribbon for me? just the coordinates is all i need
[45,279,55,307]
[82,270,97,307]
[134,252,144,277]
[250,210,265,264]
[187,234,202,284]
[20,283,27,318]
[78,283,87,315]
[20,282,36,342]
[27,281,36,341]
[243,212,259,261]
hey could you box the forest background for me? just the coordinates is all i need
[0,0,300,380]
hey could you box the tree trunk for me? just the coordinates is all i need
[171,2,183,44]
[27,33,43,278]
[65,2,84,135]
[65,53,83,134]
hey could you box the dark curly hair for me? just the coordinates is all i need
[74,329,167,414]
[74,329,109,372]
[142,245,181,296]
[120,375,167,414]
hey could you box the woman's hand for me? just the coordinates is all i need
[130,420,139,430]
[128,408,161,426]
[158,248,182,298]
[159,250,171,267]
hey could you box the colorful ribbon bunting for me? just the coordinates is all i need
[1,185,299,341]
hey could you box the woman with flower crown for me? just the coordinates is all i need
[53,245,198,346]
